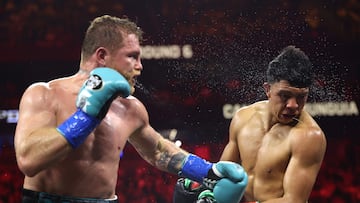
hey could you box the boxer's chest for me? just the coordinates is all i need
[240,123,292,167]
[253,125,292,177]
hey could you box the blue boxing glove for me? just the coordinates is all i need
[57,67,130,148]
[212,162,248,203]
[179,155,248,203]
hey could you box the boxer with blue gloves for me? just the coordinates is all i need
[58,67,247,203]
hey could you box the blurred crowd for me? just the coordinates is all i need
[0,0,359,109]
[0,0,359,46]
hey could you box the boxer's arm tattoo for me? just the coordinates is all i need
[157,151,186,174]
[155,140,187,174]
[167,153,186,174]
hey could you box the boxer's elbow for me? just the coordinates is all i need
[16,154,42,177]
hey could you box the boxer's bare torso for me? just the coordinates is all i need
[16,74,154,198]
[221,100,326,202]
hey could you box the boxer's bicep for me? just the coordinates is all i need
[283,129,326,201]
[220,112,242,162]
[128,124,160,162]
[220,141,240,163]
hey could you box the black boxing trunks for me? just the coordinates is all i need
[22,188,118,203]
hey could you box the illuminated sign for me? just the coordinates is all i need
[0,110,18,123]
[141,44,193,59]
[222,101,359,119]
[1,101,358,124]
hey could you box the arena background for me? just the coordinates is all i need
[0,0,359,202]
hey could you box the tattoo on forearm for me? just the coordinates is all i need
[157,151,171,168]
[167,152,186,174]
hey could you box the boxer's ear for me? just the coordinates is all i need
[263,82,271,98]
[95,47,108,66]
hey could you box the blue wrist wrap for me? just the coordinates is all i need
[56,109,100,148]
[179,154,213,183]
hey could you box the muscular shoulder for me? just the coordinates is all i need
[290,113,326,163]
[21,82,55,109]
[116,95,149,123]
[20,77,77,113]
[118,96,156,143]
[292,111,325,140]
[121,95,146,111]
[22,79,64,103]
[232,101,267,124]
[230,101,267,133]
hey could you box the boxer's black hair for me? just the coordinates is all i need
[266,45,313,88]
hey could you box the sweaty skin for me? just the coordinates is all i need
[14,33,188,198]
[220,81,326,203]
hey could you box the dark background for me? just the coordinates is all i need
[0,0,359,202]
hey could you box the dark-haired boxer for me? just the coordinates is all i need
[173,46,326,203]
